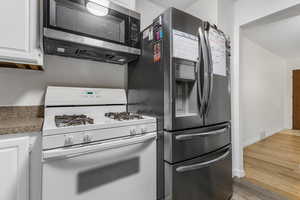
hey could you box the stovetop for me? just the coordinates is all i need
[43,87,157,138]
[55,115,94,128]
[104,112,144,121]
[54,112,144,128]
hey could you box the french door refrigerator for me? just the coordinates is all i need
[128,7,232,200]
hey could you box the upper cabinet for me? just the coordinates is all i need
[110,0,136,10]
[0,0,43,66]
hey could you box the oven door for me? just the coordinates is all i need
[44,0,135,48]
[42,133,156,200]
[165,146,232,200]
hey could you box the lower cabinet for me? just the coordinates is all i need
[0,136,29,200]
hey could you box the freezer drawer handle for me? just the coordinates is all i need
[176,150,230,173]
[43,132,157,161]
[175,127,228,141]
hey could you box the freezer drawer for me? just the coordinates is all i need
[164,123,230,163]
[165,146,232,200]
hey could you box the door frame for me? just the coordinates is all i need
[286,67,300,130]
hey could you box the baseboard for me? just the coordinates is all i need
[243,128,283,148]
[243,135,261,148]
[233,168,245,178]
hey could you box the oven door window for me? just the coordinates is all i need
[48,0,128,45]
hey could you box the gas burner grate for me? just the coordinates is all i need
[55,115,94,127]
[105,112,143,121]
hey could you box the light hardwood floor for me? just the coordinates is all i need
[244,130,300,200]
[232,178,288,200]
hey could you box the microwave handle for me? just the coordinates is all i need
[43,132,157,161]
[176,149,230,173]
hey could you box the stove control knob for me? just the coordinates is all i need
[64,135,74,146]
[83,134,93,143]
[141,127,148,134]
[130,128,137,135]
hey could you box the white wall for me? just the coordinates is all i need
[185,0,218,25]
[136,0,220,30]
[217,0,234,38]
[0,55,126,106]
[136,0,165,29]
[240,35,286,147]
[235,0,300,25]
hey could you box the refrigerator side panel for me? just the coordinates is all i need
[127,25,165,200]
[127,29,165,130]
[162,8,173,131]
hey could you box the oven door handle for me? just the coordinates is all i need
[175,127,228,141]
[43,132,157,161]
[176,149,230,173]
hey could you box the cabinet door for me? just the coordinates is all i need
[110,0,136,10]
[0,0,42,65]
[0,137,29,200]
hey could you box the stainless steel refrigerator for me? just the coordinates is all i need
[128,7,232,200]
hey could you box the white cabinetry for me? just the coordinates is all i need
[0,0,42,65]
[110,0,136,10]
[0,137,29,200]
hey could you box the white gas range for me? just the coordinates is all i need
[42,86,157,200]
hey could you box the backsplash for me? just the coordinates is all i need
[0,55,127,106]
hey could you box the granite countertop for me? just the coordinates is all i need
[0,106,44,135]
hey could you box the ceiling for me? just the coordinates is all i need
[149,0,198,9]
[242,5,300,60]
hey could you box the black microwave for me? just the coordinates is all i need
[42,0,141,64]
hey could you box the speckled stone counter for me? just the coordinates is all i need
[0,106,44,135]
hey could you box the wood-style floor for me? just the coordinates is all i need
[244,130,300,200]
[232,178,288,200]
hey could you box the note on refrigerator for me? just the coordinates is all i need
[173,30,199,62]
[208,28,227,76]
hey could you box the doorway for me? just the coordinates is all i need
[239,4,300,199]
[293,70,300,129]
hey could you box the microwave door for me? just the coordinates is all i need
[46,0,129,46]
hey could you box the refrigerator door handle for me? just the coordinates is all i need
[175,127,228,141]
[197,27,204,116]
[203,22,214,117]
[175,149,230,173]
[198,26,209,117]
